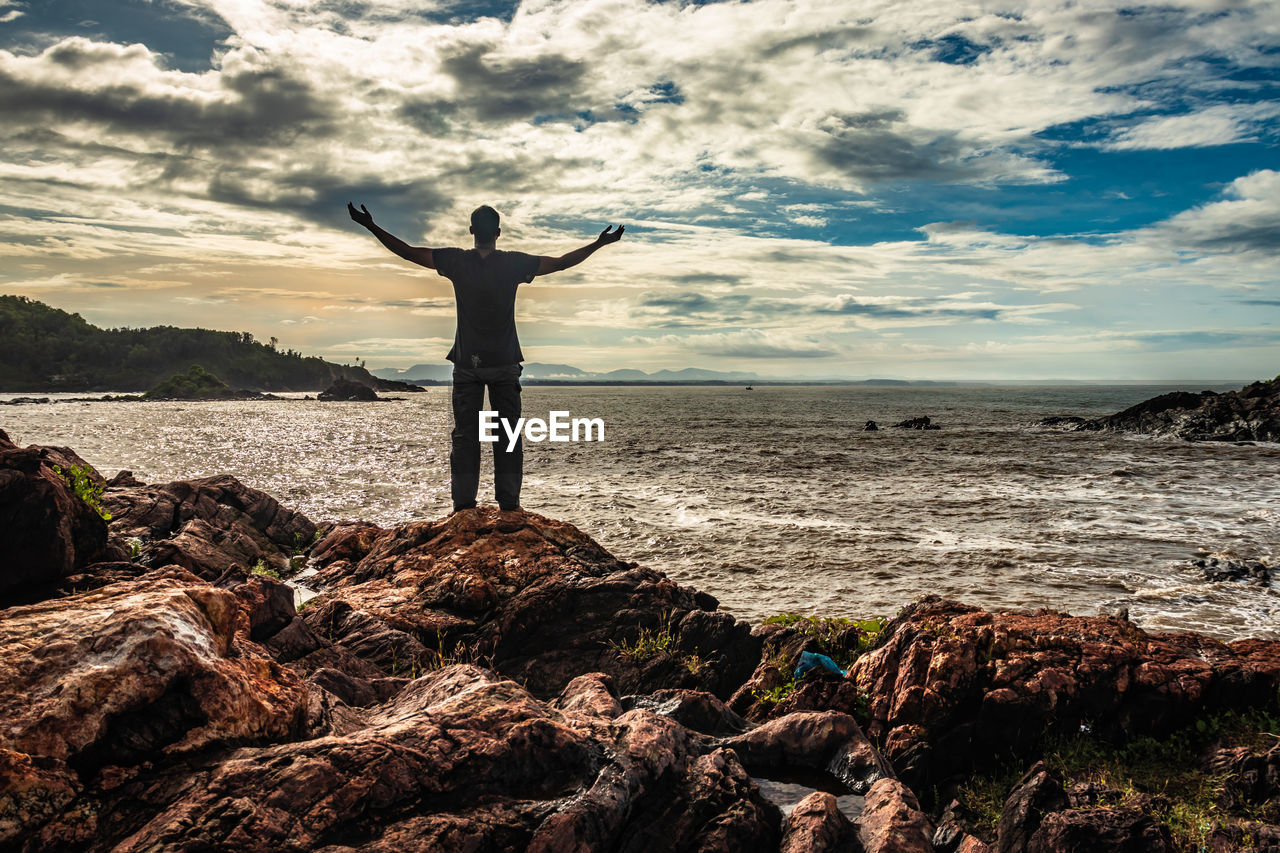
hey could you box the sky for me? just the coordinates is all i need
[0,0,1278,380]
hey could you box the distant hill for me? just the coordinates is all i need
[0,295,380,392]
[372,362,762,383]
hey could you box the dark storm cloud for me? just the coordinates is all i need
[0,46,334,149]
[811,109,978,182]
[412,43,588,124]
[1188,220,1280,256]
[206,165,450,231]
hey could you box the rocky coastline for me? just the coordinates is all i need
[3,427,1279,851]
[1039,377,1280,442]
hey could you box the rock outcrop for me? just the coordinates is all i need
[847,596,1280,797]
[303,510,761,699]
[1039,376,1280,441]
[0,430,114,602]
[102,473,317,580]
[4,434,1280,850]
[317,378,379,401]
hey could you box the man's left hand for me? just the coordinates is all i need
[348,202,374,229]
[596,224,625,245]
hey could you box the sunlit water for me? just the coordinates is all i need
[4,385,1277,640]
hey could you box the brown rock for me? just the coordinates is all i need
[995,761,1068,853]
[305,507,762,698]
[624,688,750,735]
[103,474,317,580]
[779,791,858,852]
[0,572,308,846]
[848,596,1280,793]
[723,710,893,795]
[857,777,935,853]
[1025,806,1174,852]
[553,672,624,719]
[0,439,109,602]
[29,666,781,852]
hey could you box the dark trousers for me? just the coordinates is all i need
[451,363,522,511]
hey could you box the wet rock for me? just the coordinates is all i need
[722,710,893,795]
[892,416,940,430]
[995,761,1068,853]
[623,688,751,735]
[103,474,317,580]
[1026,806,1174,852]
[305,507,762,698]
[857,777,935,853]
[0,571,308,847]
[1195,555,1271,587]
[0,436,110,602]
[864,420,879,431]
[317,378,379,401]
[1050,377,1280,442]
[779,791,858,852]
[1036,415,1091,431]
[933,798,983,853]
[847,596,1280,796]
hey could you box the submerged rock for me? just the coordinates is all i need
[892,416,941,430]
[1194,555,1271,586]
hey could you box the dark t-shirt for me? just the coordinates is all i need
[434,248,539,367]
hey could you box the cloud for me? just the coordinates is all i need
[1154,170,1280,256]
[1,0,1278,378]
[1106,104,1280,151]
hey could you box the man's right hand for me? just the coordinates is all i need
[348,202,374,229]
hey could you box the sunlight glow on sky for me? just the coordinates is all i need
[1,0,1278,378]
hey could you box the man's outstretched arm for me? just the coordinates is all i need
[348,203,435,269]
[536,225,624,276]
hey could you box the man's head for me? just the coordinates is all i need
[470,205,501,244]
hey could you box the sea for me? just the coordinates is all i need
[3,384,1277,641]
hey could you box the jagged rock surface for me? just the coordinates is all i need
[1039,377,1280,441]
[304,509,762,699]
[103,473,317,579]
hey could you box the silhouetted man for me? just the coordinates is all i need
[348,202,623,512]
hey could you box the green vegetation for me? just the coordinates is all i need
[607,622,680,661]
[52,464,111,521]
[0,294,378,392]
[144,365,247,400]
[250,559,281,580]
[956,709,1280,849]
[760,613,888,670]
[750,613,888,715]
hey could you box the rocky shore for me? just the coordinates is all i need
[3,427,1280,851]
[1039,377,1280,442]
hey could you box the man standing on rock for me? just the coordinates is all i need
[348,202,624,513]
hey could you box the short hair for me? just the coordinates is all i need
[470,205,500,242]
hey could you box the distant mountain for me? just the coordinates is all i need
[371,361,762,383]
[0,295,384,392]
